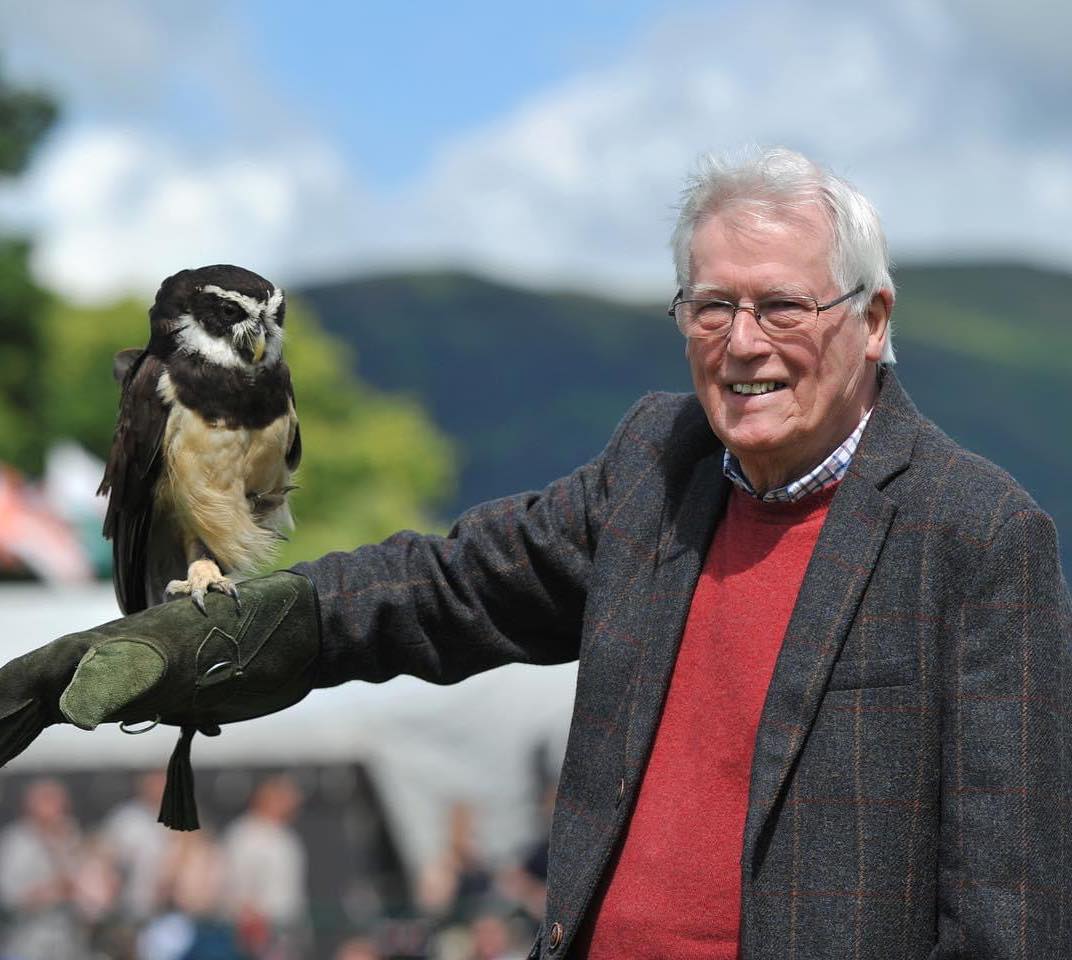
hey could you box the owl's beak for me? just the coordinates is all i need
[235,323,268,364]
[251,328,266,364]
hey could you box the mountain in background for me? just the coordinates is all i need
[298,263,1070,573]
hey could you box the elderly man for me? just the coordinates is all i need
[0,148,1068,959]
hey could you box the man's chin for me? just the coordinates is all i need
[714,421,792,458]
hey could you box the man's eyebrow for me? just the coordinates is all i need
[688,281,813,298]
[760,283,812,298]
[689,282,734,298]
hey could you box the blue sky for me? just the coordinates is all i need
[0,0,1069,303]
[238,0,681,186]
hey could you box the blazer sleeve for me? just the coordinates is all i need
[292,396,653,689]
[939,506,1072,956]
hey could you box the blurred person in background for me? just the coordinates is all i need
[0,777,88,960]
[221,774,309,960]
[138,824,243,960]
[1,146,1069,958]
[99,770,170,925]
[416,801,493,924]
[469,910,528,960]
[496,781,554,926]
[331,935,382,960]
[70,832,123,955]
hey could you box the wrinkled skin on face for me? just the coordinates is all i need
[685,206,892,494]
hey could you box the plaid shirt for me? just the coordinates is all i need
[723,408,873,502]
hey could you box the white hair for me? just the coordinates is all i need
[671,147,896,363]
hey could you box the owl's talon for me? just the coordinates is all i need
[165,560,234,615]
[164,579,188,602]
[218,580,242,611]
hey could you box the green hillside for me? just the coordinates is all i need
[297,264,1071,573]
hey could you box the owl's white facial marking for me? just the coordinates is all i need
[264,286,284,324]
[174,312,246,369]
[262,287,285,365]
[202,285,263,317]
[172,285,286,370]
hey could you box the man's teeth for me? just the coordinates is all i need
[731,381,785,395]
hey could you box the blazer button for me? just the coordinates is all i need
[615,777,625,806]
[549,921,564,951]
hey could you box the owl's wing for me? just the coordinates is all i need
[99,352,171,614]
[283,362,301,472]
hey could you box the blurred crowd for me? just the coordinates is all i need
[0,772,551,960]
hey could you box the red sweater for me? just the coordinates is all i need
[578,484,837,959]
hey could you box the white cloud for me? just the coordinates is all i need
[1,0,1070,303]
[0,0,290,131]
[1,126,374,301]
[0,0,372,301]
[396,0,1072,295]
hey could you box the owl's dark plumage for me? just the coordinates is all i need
[99,265,300,614]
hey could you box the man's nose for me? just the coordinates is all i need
[724,305,772,359]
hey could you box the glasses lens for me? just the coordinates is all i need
[758,298,816,330]
[675,300,735,337]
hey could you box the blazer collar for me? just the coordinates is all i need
[844,368,920,490]
[622,406,729,771]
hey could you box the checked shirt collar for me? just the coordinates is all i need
[722,408,873,503]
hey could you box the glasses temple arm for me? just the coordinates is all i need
[818,282,866,313]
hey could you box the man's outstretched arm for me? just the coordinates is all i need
[294,394,651,688]
[0,395,652,770]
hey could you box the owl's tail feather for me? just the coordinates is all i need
[144,511,188,608]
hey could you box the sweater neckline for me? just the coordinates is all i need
[726,481,840,526]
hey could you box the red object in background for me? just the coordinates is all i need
[0,464,92,582]
[234,905,270,953]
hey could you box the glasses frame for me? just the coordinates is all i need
[668,282,866,339]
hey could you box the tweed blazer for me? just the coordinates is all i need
[297,371,1072,959]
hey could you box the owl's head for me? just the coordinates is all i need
[150,264,286,369]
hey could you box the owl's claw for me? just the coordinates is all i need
[221,580,242,613]
[165,559,239,615]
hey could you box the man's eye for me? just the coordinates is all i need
[696,301,733,315]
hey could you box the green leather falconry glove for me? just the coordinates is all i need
[0,571,321,830]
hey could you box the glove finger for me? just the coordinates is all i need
[0,699,47,767]
[59,640,166,731]
[0,641,77,765]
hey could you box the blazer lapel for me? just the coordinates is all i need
[741,372,919,879]
[623,432,729,770]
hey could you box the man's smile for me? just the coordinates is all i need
[728,381,788,396]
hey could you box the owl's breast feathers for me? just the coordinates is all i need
[156,357,300,573]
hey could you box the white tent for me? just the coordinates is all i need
[0,583,578,878]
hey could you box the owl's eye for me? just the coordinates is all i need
[220,302,245,322]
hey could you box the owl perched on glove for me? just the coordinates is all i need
[99,265,301,614]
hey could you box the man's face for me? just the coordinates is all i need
[685,206,888,491]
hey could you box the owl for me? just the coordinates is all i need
[99,265,301,613]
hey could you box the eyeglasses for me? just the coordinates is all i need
[668,283,865,339]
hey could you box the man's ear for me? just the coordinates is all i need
[864,289,894,363]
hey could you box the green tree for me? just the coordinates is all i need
[42,295,455,567]
[0,61,58,474]
[274,300,455,563]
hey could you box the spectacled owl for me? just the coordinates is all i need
[99,265,301,614]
